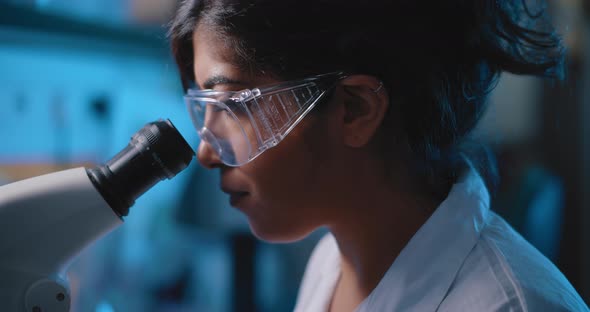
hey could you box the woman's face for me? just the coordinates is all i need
[192,25,345,242]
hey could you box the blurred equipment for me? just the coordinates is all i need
[0,119,195,312]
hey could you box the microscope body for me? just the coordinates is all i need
[0,119,194,312]
[0,168,122,312]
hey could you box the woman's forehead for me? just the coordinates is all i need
[192,26,282,90]
[192,25,243,88]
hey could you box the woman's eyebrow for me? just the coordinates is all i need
[202,75,244,89]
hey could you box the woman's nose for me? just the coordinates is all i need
[197,139,223,169]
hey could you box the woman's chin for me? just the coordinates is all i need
[248,220,314,243]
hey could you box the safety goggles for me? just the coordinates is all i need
[185,72,346,166]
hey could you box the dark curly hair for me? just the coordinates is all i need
[169,0,565,199]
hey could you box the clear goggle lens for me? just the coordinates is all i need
[185,73,343,166]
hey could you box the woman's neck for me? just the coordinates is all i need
[326,165,439,310]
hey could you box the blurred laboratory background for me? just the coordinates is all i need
[0,0,589,311]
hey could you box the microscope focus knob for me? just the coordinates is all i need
[24,278,70,312]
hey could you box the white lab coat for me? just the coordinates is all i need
[294,169,589,311]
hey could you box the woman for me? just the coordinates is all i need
[169,0,589,311]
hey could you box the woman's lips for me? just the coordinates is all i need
[229,192,249,207]
[221,186,249,207]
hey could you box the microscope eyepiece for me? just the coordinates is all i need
[129,119,195,179]
[87,119,195,217]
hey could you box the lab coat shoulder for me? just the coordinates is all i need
[438,212,589,312]
[294,234,339,312]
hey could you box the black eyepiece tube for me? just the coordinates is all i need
[87,119,195,217]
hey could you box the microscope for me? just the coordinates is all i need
[0,119,195,312]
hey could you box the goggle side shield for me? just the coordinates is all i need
[185,72,344,166]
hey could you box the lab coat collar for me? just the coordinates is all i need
[357,168,491,311]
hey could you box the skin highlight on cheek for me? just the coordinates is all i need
[237,117,333,242]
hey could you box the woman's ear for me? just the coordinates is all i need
[337,75,389,148]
